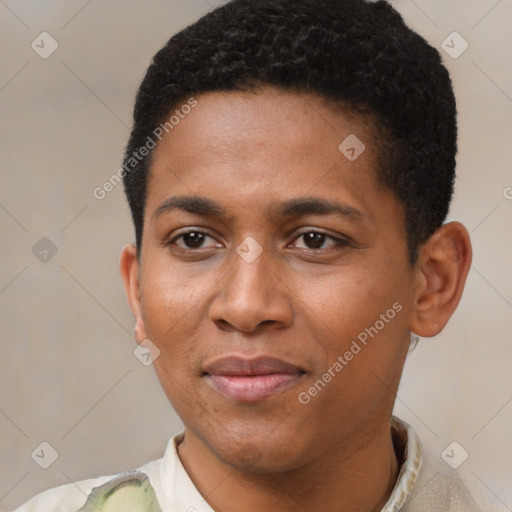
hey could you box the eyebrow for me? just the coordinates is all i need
[152,195,368,222]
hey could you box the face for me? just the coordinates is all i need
[125,86,420,472]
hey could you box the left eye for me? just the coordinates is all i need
[291,231,348,250]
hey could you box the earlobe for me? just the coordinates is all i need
[409,222,472,338]
[120,244,147,343]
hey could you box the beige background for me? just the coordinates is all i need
[0,0,511,510]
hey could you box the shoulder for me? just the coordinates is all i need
[10,459,163,512]
[403,445,483,512]
[389,417,483,512]
[10,474,118,512]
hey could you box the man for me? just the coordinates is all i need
[13,0,481,510]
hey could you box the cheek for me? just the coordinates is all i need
[298,258,411,385]
[298,258,406,335]
[141,256,208,316]
[139,264,207,356]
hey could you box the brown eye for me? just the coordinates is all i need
[301,232,327,249]
[170,230,221,250]
[182,232,206,248]
[292,231,348,250]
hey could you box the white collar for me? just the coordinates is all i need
[381,416,424,511]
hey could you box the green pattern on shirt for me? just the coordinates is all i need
[77,471,163,512]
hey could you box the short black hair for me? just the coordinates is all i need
[122,0,457,264]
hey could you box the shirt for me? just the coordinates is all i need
[11,416,483,511]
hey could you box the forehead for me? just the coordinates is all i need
[147,87,379,187]
[160,87,376,159]
[143,86,402,230]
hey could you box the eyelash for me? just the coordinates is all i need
[168,228,350,252]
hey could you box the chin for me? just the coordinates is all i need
[207,427,312,474]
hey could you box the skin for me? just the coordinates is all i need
[121,86,472,512]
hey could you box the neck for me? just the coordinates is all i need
[177,419,400,512]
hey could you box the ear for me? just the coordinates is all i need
[120,244,147,344]
[409,221,472,338]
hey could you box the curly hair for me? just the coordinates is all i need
[122,0,457,264]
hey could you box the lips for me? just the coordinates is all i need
[204,356,304,402]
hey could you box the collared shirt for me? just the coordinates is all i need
[11,416,482,511]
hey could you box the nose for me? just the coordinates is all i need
[208,247,294,333]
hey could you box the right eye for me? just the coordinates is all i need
[168,229,222,250]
